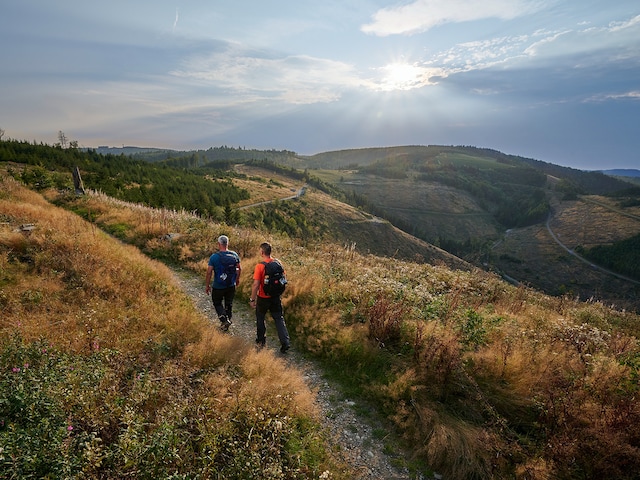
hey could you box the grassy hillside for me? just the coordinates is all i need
[3,165,638,478]
[0,174,349,479]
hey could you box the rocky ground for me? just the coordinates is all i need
[170,267,435,480]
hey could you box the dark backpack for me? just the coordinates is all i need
[262,260,287,297]
[218,251,238,287]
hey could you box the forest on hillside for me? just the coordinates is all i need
[576,233,640,281]
[0,140,248,218]
[129,144,299,165]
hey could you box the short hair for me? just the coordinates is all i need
[260,242,272,256]
[217,235,229,246]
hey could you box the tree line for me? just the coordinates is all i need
[0,139,249,218]
[576,234,640,281]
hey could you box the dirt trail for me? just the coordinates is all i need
[170,266,423,480]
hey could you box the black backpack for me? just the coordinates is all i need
[218,251,238,287]
[262,260,287,297]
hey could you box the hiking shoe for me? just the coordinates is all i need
[280,344,290,354]
[220,316,232,331]
[256,339,265,350]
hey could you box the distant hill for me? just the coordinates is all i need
[88,146,173,156]
[600,169,640,178]
[302,145,633,195]
[4,139,639,309]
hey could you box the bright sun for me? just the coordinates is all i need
[380,62,425,91]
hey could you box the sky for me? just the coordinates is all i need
[1,1,639,171]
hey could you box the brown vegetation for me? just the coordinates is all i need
[3,170,640,479]
[0,175,343,478]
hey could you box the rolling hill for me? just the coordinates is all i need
[4,140,640,478]
[4,139,639,310]
[275,146,639,309]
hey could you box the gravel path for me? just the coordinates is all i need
[170,267,419,480]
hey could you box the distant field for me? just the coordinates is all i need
[429,152,515,170]
[550,196,640,249]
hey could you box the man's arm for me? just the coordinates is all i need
[250,278,260,308]
[205,265,214,294]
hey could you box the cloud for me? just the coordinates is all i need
[609,13,640,32]
[173,8,179,32]
[361,0,543,36]
[171,46,368,104]
[585,90,640,103]
[395,10,640,93]
[521,15,640,67]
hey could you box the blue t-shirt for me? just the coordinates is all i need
[208,250,240,289]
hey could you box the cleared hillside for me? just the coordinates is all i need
[230,164,471,269]
[301,146,554,253]
[295,189,471,269]
[490,194,640,310]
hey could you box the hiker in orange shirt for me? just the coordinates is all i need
[249,242,290,353]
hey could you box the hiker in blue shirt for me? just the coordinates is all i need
[205,235,241,331]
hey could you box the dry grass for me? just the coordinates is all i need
[0,187,204,355]
[278,243,640,478]
[7,173,640,479]
[0,175,341,478]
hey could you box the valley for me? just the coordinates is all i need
[292,147,640,311]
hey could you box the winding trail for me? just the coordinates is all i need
[545,213,640,285]
[237,185,307,210]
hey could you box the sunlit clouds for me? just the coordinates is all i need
[361,0,543,36]
[374,62,441,91]
[0,1,639,169]
[171,48,366,104]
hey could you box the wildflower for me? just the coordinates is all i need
[67,425,74,432]
[12,367,20,373]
